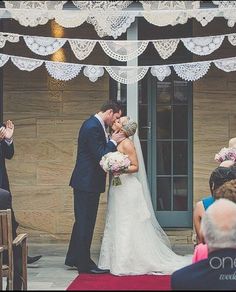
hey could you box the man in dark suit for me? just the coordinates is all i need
[0,121,18,236]
[171,198,236,290]
[65,101,125,273]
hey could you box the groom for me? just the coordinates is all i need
[65,100,125,274]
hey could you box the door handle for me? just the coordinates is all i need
[141,122,151,135]
[142,121,151,129]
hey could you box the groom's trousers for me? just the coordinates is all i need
[65,189,100,271]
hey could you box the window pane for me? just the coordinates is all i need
[157,177,171,211]
[174,80,188,104]
[156,82,171,104]
[140,140,148,171]
[173,105,188,139]
[173,141,188,175]
[157,141,171,175]
[173,177,188,211]
[156,105,171,139]
[139,104,148,139]
[139,82,148,105]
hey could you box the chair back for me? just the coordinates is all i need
[0,246,3,290]
[0,209,14,289]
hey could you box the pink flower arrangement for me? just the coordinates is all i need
[214,147,236,163]
[100,151,131,186]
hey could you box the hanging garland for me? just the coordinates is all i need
[0,52,236,84]
[1,1,236,38]
[0,31,235,62]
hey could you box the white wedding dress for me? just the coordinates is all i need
[98,135,192,275]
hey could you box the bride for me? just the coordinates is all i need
[98,116,191,275]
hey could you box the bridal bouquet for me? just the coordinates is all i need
[214,147,236,163]
[100,151,131,186]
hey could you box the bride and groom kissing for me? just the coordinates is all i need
[65,100,190,276]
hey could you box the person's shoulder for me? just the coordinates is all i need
[172,258,208,280]
[171,261,205,290]
[195,200,204,213]
[122,138,135,149]
[83,116,99,128]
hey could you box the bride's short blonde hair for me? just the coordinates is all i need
[121,116,137,137]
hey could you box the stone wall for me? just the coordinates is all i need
[193,19,236,204]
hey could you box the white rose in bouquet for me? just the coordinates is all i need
[100,151,131,186]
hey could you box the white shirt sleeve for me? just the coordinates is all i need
[4,138,13,145]
[109,139,117,147]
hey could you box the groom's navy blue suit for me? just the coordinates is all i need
[65,115,116,271]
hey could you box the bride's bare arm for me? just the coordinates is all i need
[121,139,139,173]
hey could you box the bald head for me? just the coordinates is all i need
[229,137,236,148]
[219,160,235,167]
[200,199,236,251]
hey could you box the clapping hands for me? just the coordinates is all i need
[0,120,14,142]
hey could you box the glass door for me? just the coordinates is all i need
[139,73,193,227]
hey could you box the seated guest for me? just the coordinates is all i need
[193,164,236,244]
[172,198,236,290]
[192,179,236,263]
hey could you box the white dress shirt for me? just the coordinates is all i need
[4,138,13,145]
[94,114,117,146]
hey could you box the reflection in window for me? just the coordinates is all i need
[140,141,148,170]
[173,105,188,139]
[174,81,188,103]
[156,106,171,139]
[173,177,188,211]
[173,141,188,175]
[157,177,171,211]
[139,104,148,140]
[156,141,171,175]
[157,82,171,104]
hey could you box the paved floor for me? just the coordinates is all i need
[3,243,194,290]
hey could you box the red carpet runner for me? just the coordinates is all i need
[67,274,171,291]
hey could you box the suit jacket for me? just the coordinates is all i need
[171,248,236,290]
[0,140,14,191]
[70,116,116,193]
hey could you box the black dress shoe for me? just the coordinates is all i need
[88,267,110,274]
[27,255,42,264]
[65,260,77,268]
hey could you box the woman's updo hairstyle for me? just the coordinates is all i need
[121,116,137,137]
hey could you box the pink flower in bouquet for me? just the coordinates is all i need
[100,151,131,186]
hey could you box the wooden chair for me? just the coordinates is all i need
[0,209,28,290]
[0,246,4,290]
